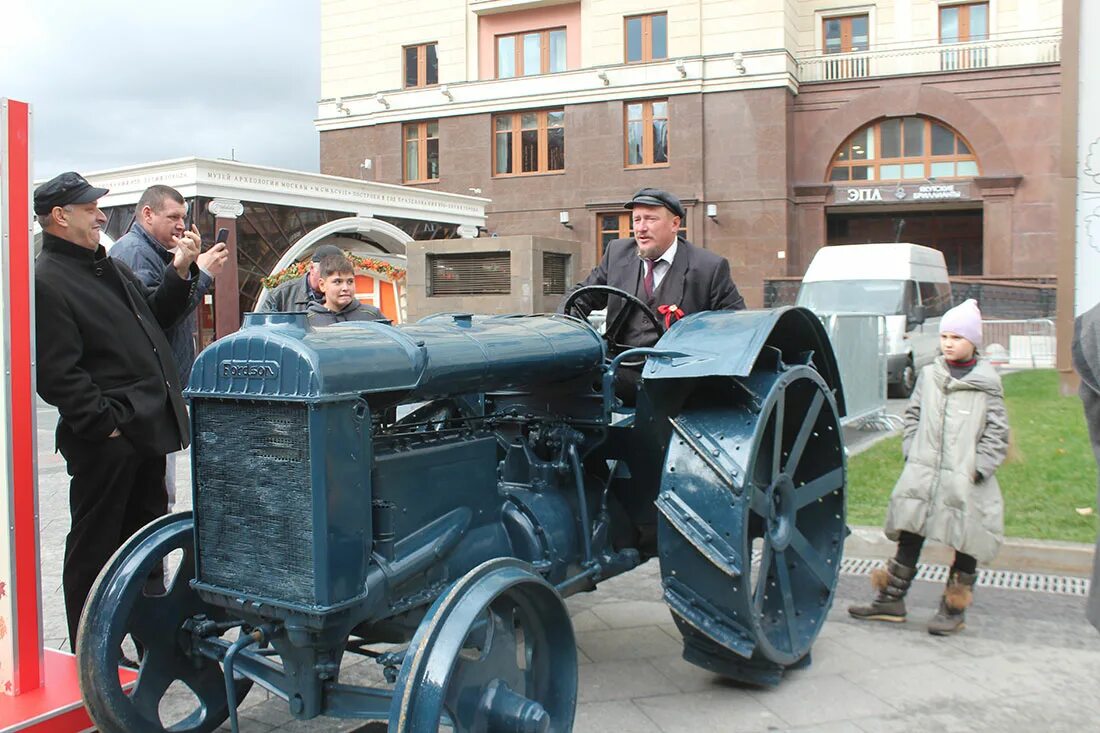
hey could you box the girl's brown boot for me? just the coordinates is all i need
[928,570,977,635]
[848,559,918,622]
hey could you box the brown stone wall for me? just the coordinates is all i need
[320,66,1060,306]
[404,235,582,320]
[790,65,1062,278]
[321,88,795,307]
[698,88,794,307]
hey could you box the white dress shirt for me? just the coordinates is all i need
[644,238,678,291]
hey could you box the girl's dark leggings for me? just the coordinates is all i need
[895,530,978,575]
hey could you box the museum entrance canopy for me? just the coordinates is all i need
[83,157,488,324]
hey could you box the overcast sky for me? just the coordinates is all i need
[0,0,320,180]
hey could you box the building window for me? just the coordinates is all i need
[404,43,438,88]
[827,116,980,182]
[403,121,439,183]
[940,3,989,70]
[542,252,570,295]
[497,28,567,78]
[428,252,511,295]
[599,213,632,260]
[625,13,667,64]
[597,211,688,260]
[625,99,669,168]
[822,14,869,79]
[823,14,869,54]
[493,109,565,176]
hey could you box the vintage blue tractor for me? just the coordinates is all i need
[76,293,847,732]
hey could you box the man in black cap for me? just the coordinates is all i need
[561,187,745,366]
[33,171,200,649]
[261,243,346,312]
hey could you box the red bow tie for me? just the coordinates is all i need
[657,304,686,329]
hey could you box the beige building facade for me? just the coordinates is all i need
[317,0,1062,307]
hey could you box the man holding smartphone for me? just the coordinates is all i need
[110,184,229,510]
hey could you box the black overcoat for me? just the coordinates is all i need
[35,232,196,455]
[1072,301,1100,632]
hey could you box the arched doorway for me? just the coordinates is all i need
[823,115,984,275]
[253,216,413,320]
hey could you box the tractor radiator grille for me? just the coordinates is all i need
[193,399,315,606]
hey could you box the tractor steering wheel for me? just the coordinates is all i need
[562,285,666,358]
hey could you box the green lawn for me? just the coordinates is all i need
[846,369,1099,544]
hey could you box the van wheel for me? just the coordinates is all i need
[888,359,916,399]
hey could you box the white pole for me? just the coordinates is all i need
[1077,1,1100,314]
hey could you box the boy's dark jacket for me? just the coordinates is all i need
[305,298,386,326]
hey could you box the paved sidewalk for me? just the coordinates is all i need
[216,561,1100,733]
[32,401,1100,732]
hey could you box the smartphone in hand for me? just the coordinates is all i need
[215,228,230,244]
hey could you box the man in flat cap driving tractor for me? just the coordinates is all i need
[560,187,745,401]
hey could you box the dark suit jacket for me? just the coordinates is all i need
[1072,301,1100,632]
[560,236,745,338]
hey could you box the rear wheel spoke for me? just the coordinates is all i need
[771,390,785,481]
[790,529,834,589]
[772,551,800,653]
[783,391,824,476]
[794,467,845,510]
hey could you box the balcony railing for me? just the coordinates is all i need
[798,32,1061,82]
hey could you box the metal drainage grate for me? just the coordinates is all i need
[839,557,1092,597]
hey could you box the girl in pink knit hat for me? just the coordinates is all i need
[850,299,1010,635]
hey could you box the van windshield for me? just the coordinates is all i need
[797,280,907,315]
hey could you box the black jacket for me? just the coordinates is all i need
[35,232,196,455]
[262,273,320,312]
[1072,302,1100,631]
[305,298,387,326]
[560,236,745,345]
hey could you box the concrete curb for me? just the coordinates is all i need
[844,524,1096,577]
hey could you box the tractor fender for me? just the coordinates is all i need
[642,306,846,417]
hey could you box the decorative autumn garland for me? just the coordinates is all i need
[261,251,407,289]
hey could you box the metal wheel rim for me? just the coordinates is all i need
[390,558,577,732]
[77,513,250,733]
[902,363,916,393]
[743,366,846,664]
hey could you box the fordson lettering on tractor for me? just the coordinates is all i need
[220,360,280,379]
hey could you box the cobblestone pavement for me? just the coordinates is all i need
[35,400,1100,732]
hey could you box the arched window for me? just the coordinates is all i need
[827,116,980,182]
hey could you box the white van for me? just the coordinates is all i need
[796,243,952,397]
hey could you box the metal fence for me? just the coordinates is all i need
[797,32,1060,82]
[818,313,890,428]
[982,319,1056,369]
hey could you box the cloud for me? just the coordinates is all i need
[0,0,320,177]
[1087,140,1100,186]
[1088,212,1100,253]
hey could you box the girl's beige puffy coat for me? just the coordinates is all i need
[884,357,1010,563]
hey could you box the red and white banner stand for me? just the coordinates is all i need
[0,98,134,732]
